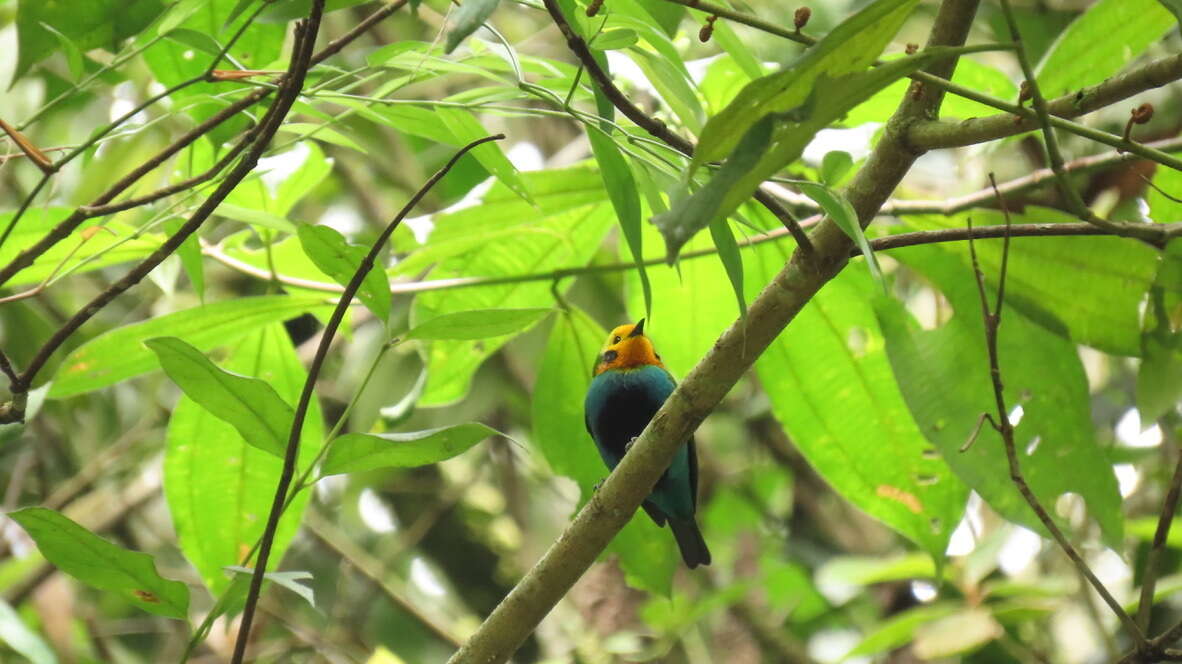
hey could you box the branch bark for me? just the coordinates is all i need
[446,1,984,661]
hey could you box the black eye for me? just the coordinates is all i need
[612,336,621,344]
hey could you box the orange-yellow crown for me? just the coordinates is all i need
[593,319,664,376]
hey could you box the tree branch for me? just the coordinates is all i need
[965,180,1148,649]
[229,132,505,663]
[446,1,984,661]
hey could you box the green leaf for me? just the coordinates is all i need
[436,107,532,205]
[320,423,500,475]
[817,553,936,588]
[164,325,324,595]
[51,295,329,398]
[913,608,1003,658]
[444,0,500,53]
[9,508,189,619]
[225,566,315,608]
[0,208,162,290]
[659,48,944,258]
[1137,244,1182,423]
[530,309,677,595]
[1160,0,1182,24]
[296,225,391,324]
[405,308,552,341]
[1148,156,1182,223]
[145,336,294,458]
[820,150,854,186]
[165,218,205,301]
[844,603,960,660]
[876,243,1124,548]
[590,29,638,51]
[15,0,167,80]
[39,21,85,81]
[0,599,57,664]
[708,218,746,316]
[900,208,1159,355]
[1035,0,1175,96]
[413,167,613,406]
[586,127,651,317]
[653,113,775,261]
[796,180,882,288]
[845,56,1018,125]
[213,203,297,233]
[694,0,919,166]
[749,247,967,559]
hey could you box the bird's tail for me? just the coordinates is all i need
[669,518,711,568]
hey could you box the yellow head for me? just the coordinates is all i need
[593,319,664,376]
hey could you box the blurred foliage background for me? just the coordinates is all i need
[0,0,1181,662]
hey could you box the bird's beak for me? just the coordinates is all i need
[629,319,645,337]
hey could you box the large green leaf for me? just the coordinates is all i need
[844,56,1017,126]
[412,167,613,406]
[876,243,1124,548]
[0,208,162,290]
[15,0,167,80]
[444,0,500,53]
[659,48,943,259]
[297,224,391,324]
[530,308,678,595]
[748,243,968,559]
[51,295,329,398]
[436,108,533,205]
[320,423,500,476]
[9,507,188,620]
[146,336,295,458]
[1035,0,1175,97]
[164,324,324,595]
[900,208,1159,355]
[587,127,651,317]
[694,0,919,166]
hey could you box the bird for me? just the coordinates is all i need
[583,319,711,568]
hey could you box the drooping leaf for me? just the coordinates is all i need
[436,107,532,205]
[876,243,1124,548]
[297,224,391,324]
[320,423,501,475]
[9,508,189,620]
[146,336,294,458]
[900,208,1159,355]
[1035,0,1175,96]
[404,308,552,341]
[444,0,500,53]
[694,0,920,166]
[51,295,330,398]
[587,126,651,317]
[708,218,746,316]
[796,180,882,288]
[749,246,968,559]
[657,46,946,258]
[164,325,324,595]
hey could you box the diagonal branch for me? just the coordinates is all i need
[445,1,984,661]
[228,132,506,663]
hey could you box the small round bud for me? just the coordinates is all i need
[1131,103,1154,125]
[794,7,811,31]
[905,43,918,55]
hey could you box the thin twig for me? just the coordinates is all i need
[997,0,1106,232]
[968,178,1148,650]
[229,131,506,663]
[1136,432,1182,630]
[0,350,17,385]
[540,0,816,255]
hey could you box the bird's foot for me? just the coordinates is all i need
[624,436,638,454]
[593,478,606,492]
